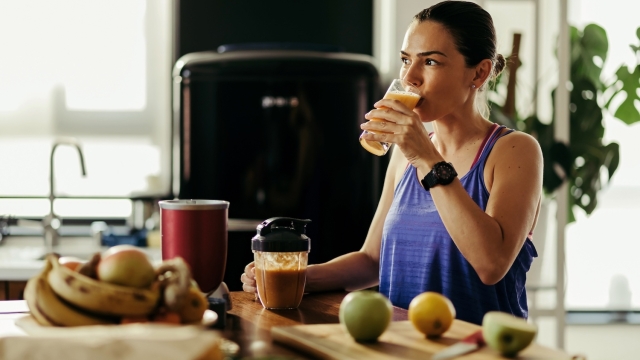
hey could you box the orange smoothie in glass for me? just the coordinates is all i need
[360,89,422,156]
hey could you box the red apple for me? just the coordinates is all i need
[97,245,156,288]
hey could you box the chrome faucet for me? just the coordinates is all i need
[43,139,87,251]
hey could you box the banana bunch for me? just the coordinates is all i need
[24,254,163,326]
[24,252,203,327]
[24,255,119,326]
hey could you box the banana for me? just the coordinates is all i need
[156,257,191,311]
[35,273,118,326]
[24,256,117,326]
[23,264,53,326]
[46,254,161,317]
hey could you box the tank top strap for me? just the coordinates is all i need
[474,124,513,167]
[405,125,511,172]
[471,123,499,167]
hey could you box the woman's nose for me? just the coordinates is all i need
[401,64,423,88]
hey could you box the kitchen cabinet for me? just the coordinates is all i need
[0,282,27,301]
[178,0,373,57]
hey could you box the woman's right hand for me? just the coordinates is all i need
[240,262,257,294]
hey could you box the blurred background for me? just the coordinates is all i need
[0,1,639,358]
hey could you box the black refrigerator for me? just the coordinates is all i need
[172,46,387,290]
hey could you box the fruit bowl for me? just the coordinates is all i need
[12,314,227,360]
[15,309,218,335]
[24,252,212,328]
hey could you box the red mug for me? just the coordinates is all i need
[159,200,230,294]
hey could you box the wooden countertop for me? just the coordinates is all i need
[0,292,573,359]
[225,291,573,359]
[224,291,394,357]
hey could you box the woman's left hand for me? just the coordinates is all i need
[360,98,438,167]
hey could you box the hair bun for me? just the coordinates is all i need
[494,54,507,77]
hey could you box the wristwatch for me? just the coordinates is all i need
[421,161,458,190]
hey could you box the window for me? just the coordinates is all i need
[566,0,640,310]
[0,0,173,219]
[483,0,640,311]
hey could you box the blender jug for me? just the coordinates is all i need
[252,217,311,309]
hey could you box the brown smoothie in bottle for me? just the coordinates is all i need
[255,267,306,309]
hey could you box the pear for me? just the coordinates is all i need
[482,311,537,358]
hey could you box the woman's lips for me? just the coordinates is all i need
[416,97,425,107]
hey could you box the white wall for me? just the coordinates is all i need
[373,0,441,85]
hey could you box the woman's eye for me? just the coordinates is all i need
[425,59,438,66]
[401,58,410,65]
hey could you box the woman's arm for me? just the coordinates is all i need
[304,146,406,292]
[361,98,543,285]
[425,131,543,285]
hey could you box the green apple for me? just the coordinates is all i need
[339,290,392,343]
[482,311,538,358]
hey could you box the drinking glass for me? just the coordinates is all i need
[359,79,421,156]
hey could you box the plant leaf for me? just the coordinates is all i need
[612,65,640,124]
[604,142,620,181]
[528,114,572,194]
[583,24,608,62]
[569,26,582,64]
[570,78,603,135]
[572,24,608,89]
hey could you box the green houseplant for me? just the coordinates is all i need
[490,24,640,222]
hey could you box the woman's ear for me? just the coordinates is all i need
[472,59,493,87]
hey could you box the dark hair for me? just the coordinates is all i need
[414,1,506,79]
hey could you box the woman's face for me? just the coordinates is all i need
[400,20,477,122]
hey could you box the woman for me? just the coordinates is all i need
[241,0,542,325]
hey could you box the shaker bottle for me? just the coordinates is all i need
[251,217,311,309]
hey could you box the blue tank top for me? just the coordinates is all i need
[379,124,538,325]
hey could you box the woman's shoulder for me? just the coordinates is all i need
[493,129,542,159]
[483,128,543,192]
[484,128,542,172]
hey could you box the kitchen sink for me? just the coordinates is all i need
[0,236,161,263]
[0,235,161,281]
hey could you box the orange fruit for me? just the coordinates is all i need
[408,292,456,338]
[120,316,149,324]
[177,287,209,324]
[58,256,84,271]
[152,311,181,325]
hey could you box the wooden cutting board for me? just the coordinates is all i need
[272,320,572,360]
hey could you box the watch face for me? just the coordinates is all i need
[434,162,457,184]
[436,163,454,178]
[422,162,457,190]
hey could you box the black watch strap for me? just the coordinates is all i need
[423,171,439,189]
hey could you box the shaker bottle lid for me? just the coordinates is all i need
[251,217,311,252]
